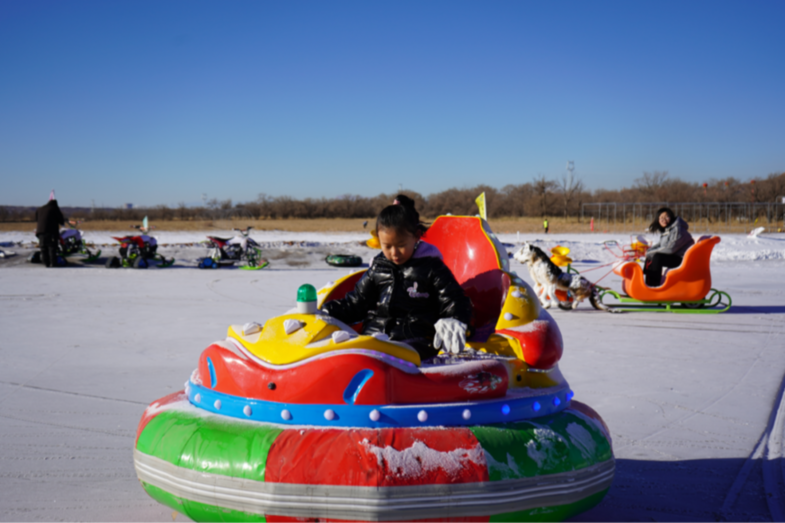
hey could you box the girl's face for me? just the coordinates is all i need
[659,212,672,229]
[378,227,418,265]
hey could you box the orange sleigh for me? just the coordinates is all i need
[598,236,732,313]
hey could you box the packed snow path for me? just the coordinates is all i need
[0,249,783,520]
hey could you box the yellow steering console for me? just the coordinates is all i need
[227,313,422,367]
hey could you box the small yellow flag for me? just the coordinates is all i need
[475,192,487,221]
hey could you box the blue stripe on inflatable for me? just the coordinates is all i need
[343,369,374,405]
[186,380,572,428]
[206,357,217,389]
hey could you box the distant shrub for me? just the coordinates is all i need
[2,172,782,222]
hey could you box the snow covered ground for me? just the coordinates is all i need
[0,231,784,521]
[2,229,785,268]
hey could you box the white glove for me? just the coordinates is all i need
[433,318,467,354]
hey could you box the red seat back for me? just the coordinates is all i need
[422,216,510,341]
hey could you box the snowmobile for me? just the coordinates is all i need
[198,227,269,270]
[28,221,101,265]
[105,217,174,269]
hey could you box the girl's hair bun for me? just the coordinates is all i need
[393,194,416,209]
[377,194,428,237]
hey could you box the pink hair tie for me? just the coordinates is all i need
[393,199,400,205]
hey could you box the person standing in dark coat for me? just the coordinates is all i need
[322,195,473,360]
[35,192,66,267]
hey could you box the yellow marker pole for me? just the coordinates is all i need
[475,192,487,221]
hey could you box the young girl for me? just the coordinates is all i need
[322,195,473,359]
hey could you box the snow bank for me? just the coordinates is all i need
[0,229,369,246]
[3,230,783,263]
[498,232,785,263]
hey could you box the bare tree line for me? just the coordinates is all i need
[2,171,783,223]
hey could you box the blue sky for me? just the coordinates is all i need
[1,0,784,207]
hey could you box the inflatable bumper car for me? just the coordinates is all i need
[134,216,614,521]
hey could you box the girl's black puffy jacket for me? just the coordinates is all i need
[322,242,473,346]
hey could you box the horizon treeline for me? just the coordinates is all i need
[2,171,783,223]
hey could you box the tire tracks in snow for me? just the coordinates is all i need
[719,368,785,520]
[611,315,784,519]
[0,345,71,406]
[0,380,148,405]
[206,278,244,304]
[712,321,785,521]
[617,339,768,452]
[0,412,134,439]
[206,277,279,306]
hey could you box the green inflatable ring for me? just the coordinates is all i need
[325,253,363,267]
[134,396,613,522]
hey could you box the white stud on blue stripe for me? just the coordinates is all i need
[418,410,428,422]
[194,393,201,403]
[462,409,472,420]
[281,409,292,421]
[324,409,335,421]
[243,405,252,417]
[214,400,222,410]
[369,409,381,422]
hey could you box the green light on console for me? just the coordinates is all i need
[297,284,317,313]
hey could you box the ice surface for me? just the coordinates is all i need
[0,231,783,521]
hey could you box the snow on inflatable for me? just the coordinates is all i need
[134,216,614,522]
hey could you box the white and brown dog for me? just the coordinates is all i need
[514,243,607,311]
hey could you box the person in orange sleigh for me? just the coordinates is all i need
[643,207,694,287]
